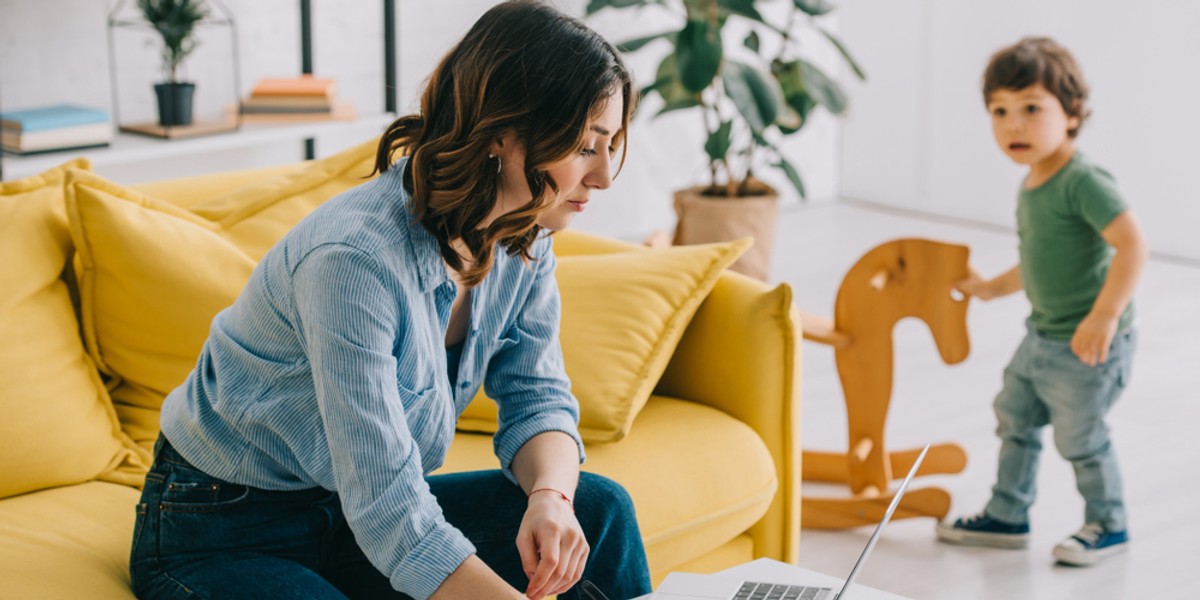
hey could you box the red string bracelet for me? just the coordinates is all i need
[528,487,574,512]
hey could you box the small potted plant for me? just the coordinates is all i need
[138,0,209,127]
[588,0,865,280]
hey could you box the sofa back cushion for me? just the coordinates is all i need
[0,160,142,499]
[456,238,750,443]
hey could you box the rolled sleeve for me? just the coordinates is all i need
[389,519,476,599]
[484,242,586,482]
[292,244,474,598]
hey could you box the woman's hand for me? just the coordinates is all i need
[1071,311,1118,367]
[517,491,589,600]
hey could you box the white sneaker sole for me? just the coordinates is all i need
[1052,542,1128,566]
[936,521,1030,549]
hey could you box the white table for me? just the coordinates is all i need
[631,557,910,599]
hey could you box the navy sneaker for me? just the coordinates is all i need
[1052,523,1129,566]
[936,512,1030,549]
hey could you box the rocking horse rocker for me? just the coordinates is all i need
[799,238,972,529]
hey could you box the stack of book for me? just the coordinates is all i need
[1,105,113,155]
[239,76,354,122]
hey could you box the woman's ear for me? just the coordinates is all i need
[489,129,513,158]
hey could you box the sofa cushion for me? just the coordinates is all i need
[457,240,750,443]
[0,481,139,599]
[64,143,378,453]
[129,163,305,211]
[441,395,776,576]
[0,160,141,499]
[183,139,377,260]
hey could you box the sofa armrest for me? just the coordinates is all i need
[655,271,802,564]
[553,229,801,562]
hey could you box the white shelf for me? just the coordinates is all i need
[1,113,395,181]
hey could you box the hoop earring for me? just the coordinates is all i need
[488,153,502,174]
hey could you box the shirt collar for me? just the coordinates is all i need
[392,159,451,294]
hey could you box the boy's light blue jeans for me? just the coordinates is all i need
[985,319,1136,532]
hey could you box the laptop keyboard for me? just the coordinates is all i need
[731,581,832,600]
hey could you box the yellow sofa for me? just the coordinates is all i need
[0,143,802,598]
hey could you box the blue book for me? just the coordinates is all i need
[0,105,110,133]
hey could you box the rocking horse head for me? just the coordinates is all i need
[834,238,971,365]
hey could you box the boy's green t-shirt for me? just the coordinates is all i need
[1017,152,1132,339]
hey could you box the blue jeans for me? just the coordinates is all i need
[985,321,1136,531]
[130,436,651,599]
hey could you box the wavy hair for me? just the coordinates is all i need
[983,36,1091,138]
[374,0,635,287]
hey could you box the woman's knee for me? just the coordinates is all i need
[574,473,638,526]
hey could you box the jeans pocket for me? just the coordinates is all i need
[159,467,251,514]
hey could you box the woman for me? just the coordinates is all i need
[129,2,650,599]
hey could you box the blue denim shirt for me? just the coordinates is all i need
[159,159,584,600]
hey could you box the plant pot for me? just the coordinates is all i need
[673,182,779,281]
[153,82,196,127]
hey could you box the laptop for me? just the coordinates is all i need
[650,443,931,600]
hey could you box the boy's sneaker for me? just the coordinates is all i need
[935,512,1030,549]
[1052,523,1128,566]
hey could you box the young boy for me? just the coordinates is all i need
[935,37,1148,567]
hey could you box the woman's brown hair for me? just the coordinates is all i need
[374,0,635,287]
[983,36,1091,138]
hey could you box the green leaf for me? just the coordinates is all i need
[677,19,724,93]
[744,30,760,54]
[717,0,764,22]
[775,156,807,199]
[771,60,819,125]
[587,0,651,15]
[792,90,818,122]
[722,60,784,134]
[650,55,702,116]
[775,105,803,133]
[799,59,848,114]
[704,120,733,162]
[819,26,867,80]
[793,0,834,17]
[616,30,676,53]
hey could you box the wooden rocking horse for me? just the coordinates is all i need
[799,238,972,529]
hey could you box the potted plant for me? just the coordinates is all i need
[588,0,865,280]
[138,0,209,127]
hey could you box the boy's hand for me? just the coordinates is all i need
[1071,311,1118,366]
[954,267,994,300]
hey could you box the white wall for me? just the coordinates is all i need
[1,0,846,241]
[839,0,1200,261]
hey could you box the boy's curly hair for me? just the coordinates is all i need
[983,37,1091,138]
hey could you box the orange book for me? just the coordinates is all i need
[251,76,337,97]
[238,101,356,124]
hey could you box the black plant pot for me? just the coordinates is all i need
[154,82,196,127]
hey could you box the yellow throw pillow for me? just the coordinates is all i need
[66,142,378,451]
[457,238,751,443]
[66,171,257,451]
[0,160,140,499]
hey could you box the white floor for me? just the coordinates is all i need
[768,200,1200,600]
